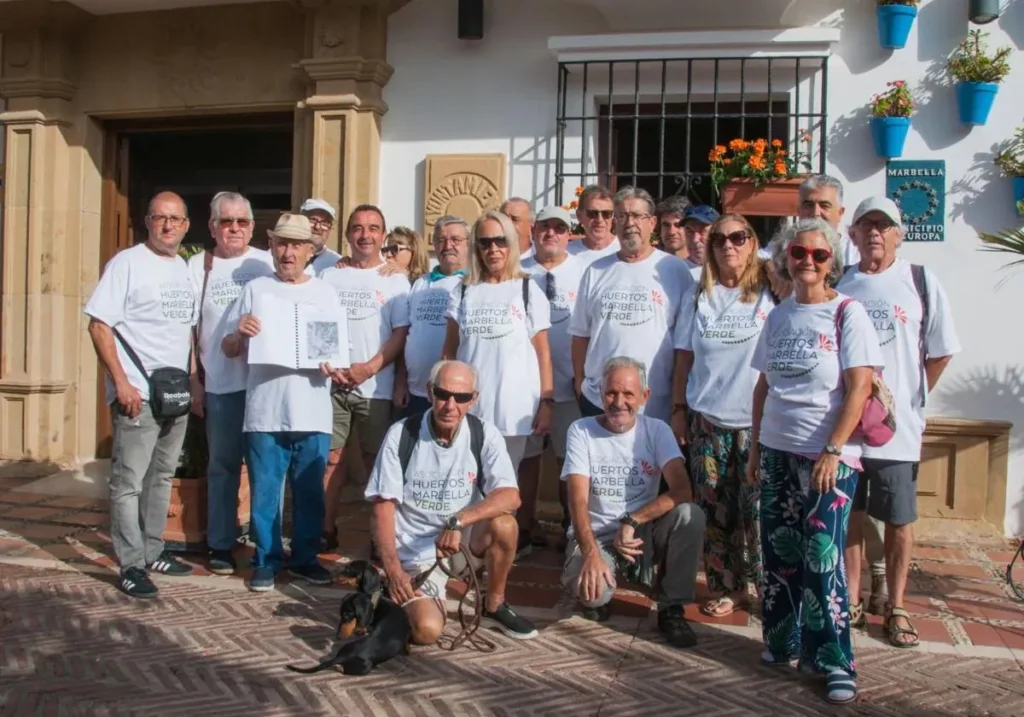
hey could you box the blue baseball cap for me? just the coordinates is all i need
[684,205,720,225]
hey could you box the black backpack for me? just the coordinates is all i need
[398,412,487,494]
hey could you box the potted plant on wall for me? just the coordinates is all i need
[948,29,1012,127]
[995,126,1024,217]
[561,185,587,235]
[870,80,914,159]
[709,135,812,216]
[876,0,920,50]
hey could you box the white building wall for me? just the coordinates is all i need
[381,0,1024,535]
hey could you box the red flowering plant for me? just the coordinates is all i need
[708,135,813,196]
[560,185,587,235]
[870,80,915,118]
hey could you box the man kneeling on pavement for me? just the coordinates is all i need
[562,356,706,648]
[366,359,540,643]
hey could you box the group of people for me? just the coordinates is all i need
[86,171,959,705]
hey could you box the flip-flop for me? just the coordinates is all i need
[700,596,737,617]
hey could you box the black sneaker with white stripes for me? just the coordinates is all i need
[146,552,194,576]
[482,602,539,640]
[118,567,158,599]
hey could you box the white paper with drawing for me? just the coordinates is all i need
[248,293,349,370]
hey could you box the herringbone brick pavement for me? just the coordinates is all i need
[1,563,1022,717]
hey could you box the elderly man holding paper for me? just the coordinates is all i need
[222,213,350,593]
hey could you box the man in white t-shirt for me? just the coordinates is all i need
[188,191,275,576]
[301,198,344,276]
[523,205,587,549]
[500,197,535,261]
[222,213,347,593]
[561,357,705,648]
[798,174,860,267]
[84,191,198,599]
[320,205,411,544]
[567,184,621,266]
[366,360,540,642]
[397,215,470,419]
[838,196,960,647]
[569,185,695,423]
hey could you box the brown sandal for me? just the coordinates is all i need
[850,600,866,629]
[885,605,920,648]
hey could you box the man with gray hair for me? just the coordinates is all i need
[797,174,860,266]
[561,356,705,647]
[569,186,695,423]
[188,191,274,575]
[500,197,536,260]
[366,359,540,642]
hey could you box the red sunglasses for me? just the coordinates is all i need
[788,244,833,264]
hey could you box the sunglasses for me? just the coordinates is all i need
[585,209,614,220]
[788,245,833,264]
[855,218,897,233]
[476,236,509,250]
[432,386,475,404]
[709,230,749,248]
[217,217,252,228]
[381,244,409,257]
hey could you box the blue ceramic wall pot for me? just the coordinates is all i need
[877,4,917,50]
[870,116,911,159]
[957,82,999,126]
[1013,177,1024,215]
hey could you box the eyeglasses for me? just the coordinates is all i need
[217,217,252,229]
[309,218,333,230]
[435,235,467,246]
[614,211,651,224]
[382,244,410,258]
[855,218,897,233]
[476,236,509,250]
[584,209,614,221]
[709,230,750,248]
[147,214,187,228]
[432,386,475,404]
[787,245,833,264]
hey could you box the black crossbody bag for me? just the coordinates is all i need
[113,329,192,419]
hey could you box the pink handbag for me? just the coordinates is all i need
[834,298,896,447]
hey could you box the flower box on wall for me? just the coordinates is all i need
[720,178,804,217]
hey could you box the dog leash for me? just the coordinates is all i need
[411,546,497,653]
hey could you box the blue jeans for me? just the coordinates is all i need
[205,391,247,551]
[244,431,329,571]
[399,393,432,420]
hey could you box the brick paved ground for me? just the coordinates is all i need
[1,472,1024,715]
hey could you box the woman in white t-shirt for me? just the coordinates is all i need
[671,214,774,621]
[748,218,884,706]
[442,211,554,474]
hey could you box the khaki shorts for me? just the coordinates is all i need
[330,391,393,453]
[504,435,545,470]
[549,400,582,460]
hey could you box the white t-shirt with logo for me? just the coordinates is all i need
[188,248,275,395]
[305,247,343,277]
[751,294,885,459]
[446,278,551,436]
[560,414,683,540]
[365,411,518,567]
[837,259,961,461]
[568,237,621,267]
[674,283,775,428]
[320,266,411,400]
[523,254,586,403]
[228,276,343,434]
[568,250,695,421]
[84,244,196,404]
[405,273,464,399]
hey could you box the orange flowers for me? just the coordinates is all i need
[709,135,813,196]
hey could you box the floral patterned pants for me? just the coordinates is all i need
[689,413,762,597]
[758,446,859,677]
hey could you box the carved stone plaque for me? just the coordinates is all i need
[423,154,507,239]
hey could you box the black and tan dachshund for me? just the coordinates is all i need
[286,560,412,675]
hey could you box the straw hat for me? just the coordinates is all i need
[267,213,315,242]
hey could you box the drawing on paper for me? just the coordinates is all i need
[306,321,339,360]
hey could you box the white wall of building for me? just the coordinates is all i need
[381,0,1024,535]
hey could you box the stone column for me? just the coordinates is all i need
[0,1,92,464]
[295,0,395,255]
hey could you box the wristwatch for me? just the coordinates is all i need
[445,514,462,531]
[824,443,842,456]
[619,512,640,529]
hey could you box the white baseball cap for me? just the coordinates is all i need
[851,196,903,228]
[535,205,574,227]
[299,198,336,220]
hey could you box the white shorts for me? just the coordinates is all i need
[504,434,544,470]
[404,549,484,603]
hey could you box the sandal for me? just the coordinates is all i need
[849,599,866,629]
[884,605,920,649]
[826,669,858,704]
[868,573,889,615]
[700,596,737,618]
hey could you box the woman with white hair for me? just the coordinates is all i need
[442,210,555,500]
[748,217,884,705]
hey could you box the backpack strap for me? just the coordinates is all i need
[112,328,151,380]
[466,413,486,497]
[192,251,215,385]
[833,298,855,353]
[910,264,929,406]
[398,412,425,480]
[521,275,530,313]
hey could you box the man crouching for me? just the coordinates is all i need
[562,356,706,648]
[366,359,540,643]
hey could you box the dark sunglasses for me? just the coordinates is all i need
[788,244,833,264]
[218,217,252,228]
[585,209,614,220]
[855,218,897,233]
[381,244,409,257]
[476,236,509,250]
[709,230,749,248]
[432,386,475,404]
